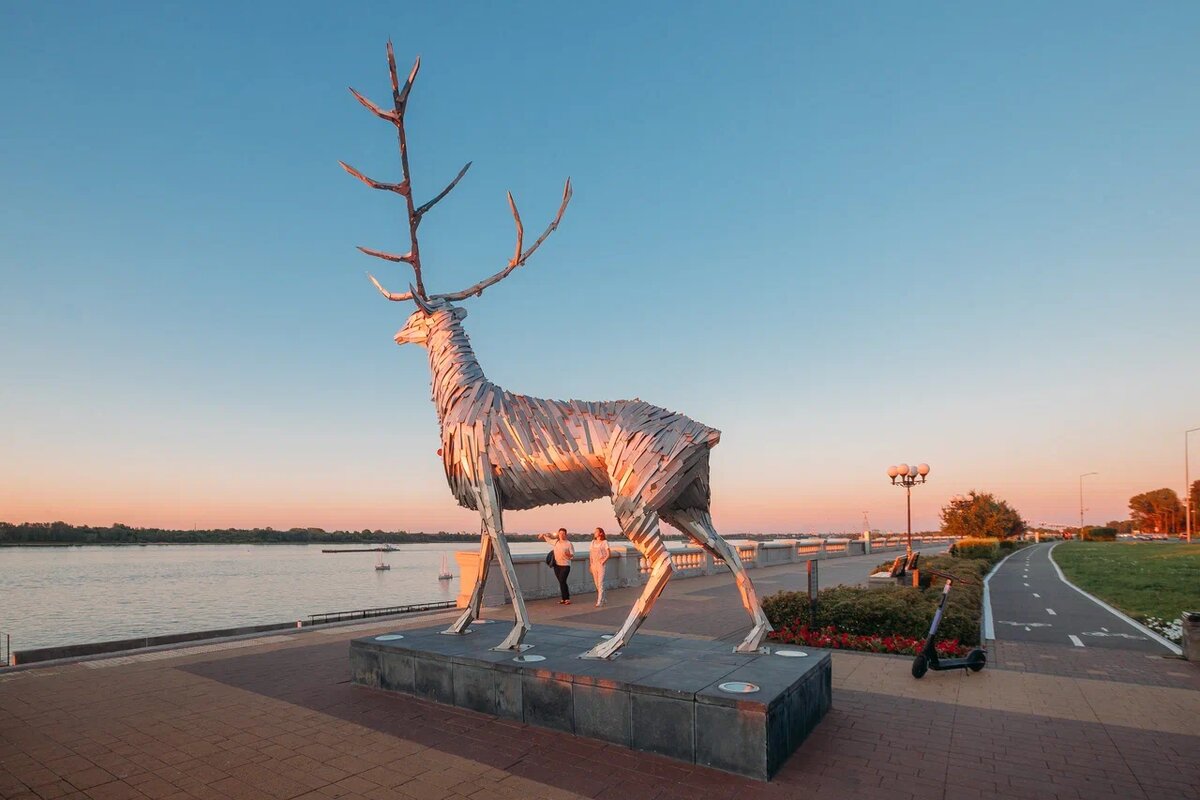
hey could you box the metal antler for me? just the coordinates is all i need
[345,42,571,306]
[431,179,573,302]
[344,42,472,302]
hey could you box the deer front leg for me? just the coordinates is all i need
[471,468,532,652]
[443,524,494,634]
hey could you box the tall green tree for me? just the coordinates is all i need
[1128,488,1184,533]
[940,491,1026,539]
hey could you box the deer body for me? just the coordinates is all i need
[343,44,772,658]
[424,307,721,511]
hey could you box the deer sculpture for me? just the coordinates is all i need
[342,43,772,659]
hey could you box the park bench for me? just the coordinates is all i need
[868,551,921,588]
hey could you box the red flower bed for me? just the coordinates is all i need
[769,623,969,658]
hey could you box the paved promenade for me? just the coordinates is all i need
[2,552,1198,800]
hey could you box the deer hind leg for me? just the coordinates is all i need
[444,523,494,634]
[662,506,773,653]
[582,503,673,659]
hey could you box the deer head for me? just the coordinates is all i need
[342,42,572,347]
[393,296,467,347]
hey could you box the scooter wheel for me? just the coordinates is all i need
[967,649,987,672]
[911,654,928,679]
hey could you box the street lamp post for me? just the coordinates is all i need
[1187,427,1199,545]
[1079,472,1098,539]
[887,463,930,555]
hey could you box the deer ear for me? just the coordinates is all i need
[410,285,434,314]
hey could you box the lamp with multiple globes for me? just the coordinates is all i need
[887,463,930,554]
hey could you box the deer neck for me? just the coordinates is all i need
[426,315,488,421]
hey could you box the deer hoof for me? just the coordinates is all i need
[734,622,772,654]
[493,624,530,652]
[581,636,623,660]
[442,610,475,635]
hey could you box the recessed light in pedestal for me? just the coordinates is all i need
[718,681,760,694]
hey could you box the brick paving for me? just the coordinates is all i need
[2,559,1198,800]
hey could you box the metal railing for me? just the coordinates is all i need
[1,632,9,667]
[306,600,455,626]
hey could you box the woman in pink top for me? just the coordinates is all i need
[539,528,575,604]
[589,528,611,607]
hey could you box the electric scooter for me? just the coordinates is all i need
[911,569,987,679]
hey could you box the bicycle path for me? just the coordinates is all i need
[986,541,1172,653]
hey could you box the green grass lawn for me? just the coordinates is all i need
[1052,542,1200,626]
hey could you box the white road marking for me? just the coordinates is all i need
[1069,635,1084,647]
[1101,627,1108,632]
[1046,608,1056,615]
[997,621,1052,627]
[1032,593,1040,598]
[1023,582,1030,587]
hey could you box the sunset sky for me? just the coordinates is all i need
[3,3,1198,535]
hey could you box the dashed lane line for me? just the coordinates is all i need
[1069,635,1084,647]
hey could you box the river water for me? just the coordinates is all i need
[0,541,583,653]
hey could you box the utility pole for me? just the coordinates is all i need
[1079,472,1098,539]
[1187,428,1199,544]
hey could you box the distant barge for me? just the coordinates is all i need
[322,546,399,553]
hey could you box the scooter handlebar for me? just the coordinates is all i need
[925,568,977,586]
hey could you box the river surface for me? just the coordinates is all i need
[0,541,608,652]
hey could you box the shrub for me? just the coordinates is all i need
[950,538,1000,561]
[1081,526,1117,541]
[762,590,811,628]
[763,581,981,646]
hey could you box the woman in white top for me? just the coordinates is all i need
[589,528,611,607]
[539,528,575,604]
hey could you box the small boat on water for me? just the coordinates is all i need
[437,553,453,581]
[375,551,391,571]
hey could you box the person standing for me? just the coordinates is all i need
[539,528,575,604]
[589,527,611,607]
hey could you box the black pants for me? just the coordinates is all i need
[552,564,571,601]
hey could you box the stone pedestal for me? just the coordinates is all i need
[350,623,831,781]
[1183,611,1200,661]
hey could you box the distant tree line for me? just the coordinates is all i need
[1124,481,1199,534]
[0,521,529,545]
[1034,480,1200,538]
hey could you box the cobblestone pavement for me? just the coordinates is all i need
[2,560,1197,800]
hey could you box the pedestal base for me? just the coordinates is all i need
[350,624,831,781]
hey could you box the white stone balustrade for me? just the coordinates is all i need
[455,536,959,608]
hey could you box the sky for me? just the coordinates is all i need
[2,2,1198,535]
